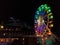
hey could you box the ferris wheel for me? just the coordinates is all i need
[34,4,53,36]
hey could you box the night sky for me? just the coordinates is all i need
[0,0,60,36]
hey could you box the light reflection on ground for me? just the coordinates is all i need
[0,38,18,45]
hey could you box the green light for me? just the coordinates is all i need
[42,7,44,9]
[47,7,50,10]
[49,15,53,19]
[47,9,51,13]
[46,39,53,45]
[48,9,51,12]
[45,7,48,9]
[44,4,48,9]
[41,6,45,10]
[38,7,41,11]
[36,11,39,14]
[41,5,44,7]
[35,15,39,19]
[44,4,47,7]
[45,7,50,10]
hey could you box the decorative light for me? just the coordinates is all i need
[47,32,52,35]
[47,7,50,10]
[48,13,52,16]
[44,4,47,7]
[1,25,4,29]
[47,9,51,13]
[36,34,40,37]
[41,5,44,7]
[36,11,39,15]
[42,7,44,9]
[35,15,39,19]
[38,7,41,11]
[49,15,53,19]
[50,24,53,27]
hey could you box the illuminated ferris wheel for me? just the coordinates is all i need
[34,4,53,36]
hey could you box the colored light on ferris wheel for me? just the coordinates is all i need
[35,15,39,19]
[47,32,52,35]
[49,24,53,27]
[48,9,51,12]
[36,11,39,14]
[44,4,47,7]
[45,7,50,10]
[49,15,53,19]
[36,34,40,37]
[38,7,41,11]
[48,13,52,16]
[47,9,51,13]
[41,5,44,7]
[41,7,44,9]
[47,7,50,10]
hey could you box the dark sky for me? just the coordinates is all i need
[0,0,60,36]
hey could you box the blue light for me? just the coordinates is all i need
[39,11,45,16]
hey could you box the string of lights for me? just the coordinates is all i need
[34,4,54,45]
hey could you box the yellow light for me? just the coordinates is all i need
[36,34,40,37]
[44,30,46,32]
[48,32,52,35]
[50,24,53,27]
[1,25,4,29]
[48,13,52,16]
